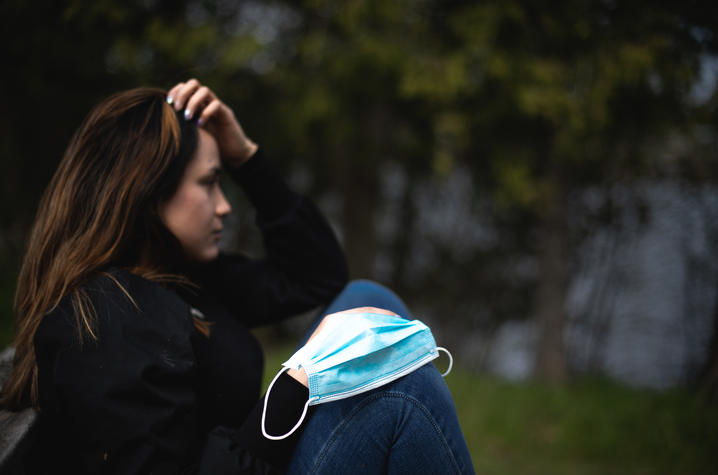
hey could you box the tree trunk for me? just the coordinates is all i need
[339,161,377,279]
[390,170,417,295]
[696,288,718,403]
[535,179,569,383]
[337,102,393,280]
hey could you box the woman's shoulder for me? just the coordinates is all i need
[36,268,194,349]
[33,269,198,425]
[89,267,190,313]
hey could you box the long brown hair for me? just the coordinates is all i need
[1,87,203,410]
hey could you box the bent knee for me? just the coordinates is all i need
[343,279,392,296]
[336,280,409,316]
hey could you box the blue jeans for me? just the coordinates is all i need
[287,280,475,474]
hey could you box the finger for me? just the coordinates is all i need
[172,78,201,111]
[196,99,223,127]
[185,86,215,122]
[286,368,308,387]
[166,82,185,106]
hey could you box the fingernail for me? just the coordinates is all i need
[166,95,173,105]
[197,117,204,126]
[184,109,192,120]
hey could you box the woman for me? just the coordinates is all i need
[1,80,473,474]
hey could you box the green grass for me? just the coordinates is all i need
[448,367,718,475]
[261,341,718,475]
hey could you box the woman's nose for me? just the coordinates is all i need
[216,188,232,217]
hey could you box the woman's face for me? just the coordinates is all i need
[160,128,231,262]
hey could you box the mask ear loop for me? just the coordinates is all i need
[261,367,313,440]
[435,347,453,377]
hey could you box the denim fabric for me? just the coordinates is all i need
[287,280,475,474]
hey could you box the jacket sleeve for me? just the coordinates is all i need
[191,149,349,327]
[34,272,310,475]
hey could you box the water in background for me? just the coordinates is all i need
[476,182,717,388]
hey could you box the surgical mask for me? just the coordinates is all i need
[261,312,452,440]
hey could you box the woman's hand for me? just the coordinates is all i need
[167,79,258,167]
[286,307,399,388]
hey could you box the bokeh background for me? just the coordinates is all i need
[2,0,718,472]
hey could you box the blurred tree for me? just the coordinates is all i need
[432,0,718,382]
[253,0,437,278]
[253,0,718,382]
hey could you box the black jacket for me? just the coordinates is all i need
[30,150,349,474]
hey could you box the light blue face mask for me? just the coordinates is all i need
[261,312,452,440]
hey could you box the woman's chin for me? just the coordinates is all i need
[187,246,219,263]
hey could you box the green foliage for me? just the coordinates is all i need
[444,1,713,199]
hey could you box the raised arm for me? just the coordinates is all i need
[168,80,349,326]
